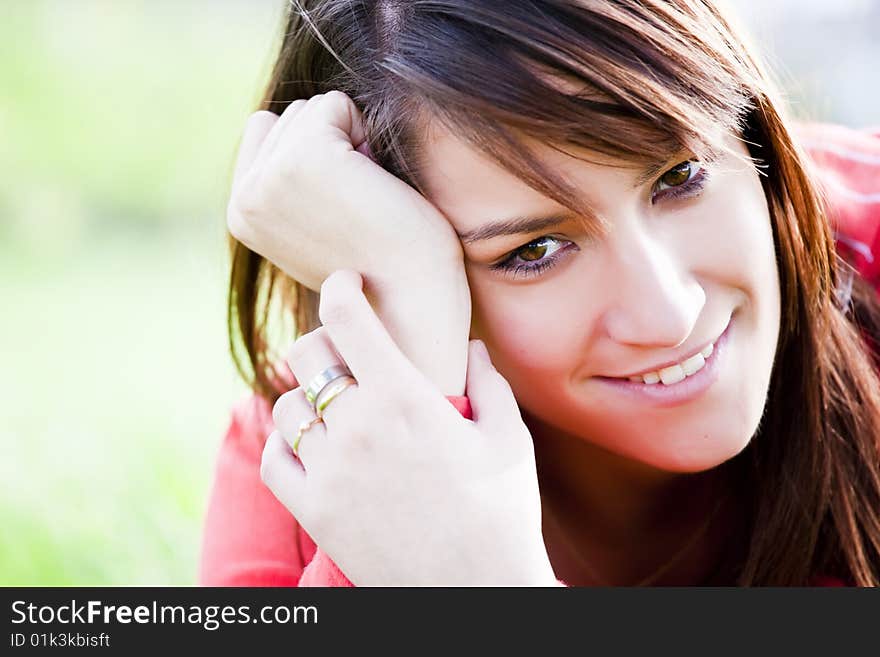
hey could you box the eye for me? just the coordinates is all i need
[652,160,709,203]
[659,161,695,187]
[489,235,575,280]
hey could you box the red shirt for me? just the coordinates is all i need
[199,123,880,587]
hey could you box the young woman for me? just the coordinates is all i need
[200,0,880,586]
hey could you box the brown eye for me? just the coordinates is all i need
[518,238,550,261]
[660,161,693,187]
[493,235,574,278]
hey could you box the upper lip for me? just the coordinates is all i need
[605,318,730,379]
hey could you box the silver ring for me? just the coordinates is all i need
[315,375,358,418]
[304,365,353,405]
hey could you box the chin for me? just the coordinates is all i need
[622,423,756,474]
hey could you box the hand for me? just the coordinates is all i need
[261,270,557,586]
[227,90,463,289]
[226,90,470,394]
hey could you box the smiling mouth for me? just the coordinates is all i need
[615,342,716,385]
[590,315,734,408]
[599,315,733,386]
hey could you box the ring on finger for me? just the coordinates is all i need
[315,375,358,419]
[291,416,323,457]
[305,365,354,406]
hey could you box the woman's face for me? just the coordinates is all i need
[418,125,782,473]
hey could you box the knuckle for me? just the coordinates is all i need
[272,389,297,430]
[225,208,246,241]
[318,299,352,328]
[319,272,339,297]
[318,277,355,325]
[226,213,253,247]
[318,271,359,325]
[303,93,325,109]
[226,190,263,240]
[232,183,263,218]
[322,89,349,105]
[287,328,325,364]
[247,110,277,129]
[226,196,254,234]
[259,446,276,487]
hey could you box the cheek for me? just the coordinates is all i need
[705,168,777,286]
[469,276,588,386]
[681,185,772,293]
[702,169,781,356]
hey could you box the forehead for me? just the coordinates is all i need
[418,122,621,237]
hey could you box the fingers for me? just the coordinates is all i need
[261,429,308,518]
[272,387,328,468]
[465,339,524,435]
[227,98,310,242]
[287,326,344,386]
[231,111,276,197]
[248,98,310,174]
[317,90,367,154]
[230,91,369,241]
[318,270,418,391]
[253,91,367,175]
[230,98,309,205]
[286,327,359,424]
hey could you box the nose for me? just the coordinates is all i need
[601,226,705,348]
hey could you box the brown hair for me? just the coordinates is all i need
[226,0,880,585]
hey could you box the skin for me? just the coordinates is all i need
[240,92,782,584]
[227,93,471,397]
[415,123,782,584]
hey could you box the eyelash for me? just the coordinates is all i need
[490,160,710,280]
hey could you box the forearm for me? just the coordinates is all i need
[365,261,471,396]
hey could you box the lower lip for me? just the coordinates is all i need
[593,316,734,408]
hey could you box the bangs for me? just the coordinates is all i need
[369,0,762,228]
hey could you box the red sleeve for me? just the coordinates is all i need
[793,122,880,292]
[198,394,306,586]
[199,393,475,587]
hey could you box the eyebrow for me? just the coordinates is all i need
[457,214,578,244]
[457,156,683,245]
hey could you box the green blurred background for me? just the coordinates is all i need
[0,0,283,585]
[1,0,877,585]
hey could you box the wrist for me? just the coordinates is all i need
[365,264,471,395]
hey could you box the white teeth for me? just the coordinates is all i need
[680,353,706,376]
[632,344,715,385]
[658,364,686,385]
[621,340,716,385]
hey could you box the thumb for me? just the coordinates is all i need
[465,340,523,434]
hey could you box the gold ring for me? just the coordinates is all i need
[315,375,358,418]
[291,416,323,457]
